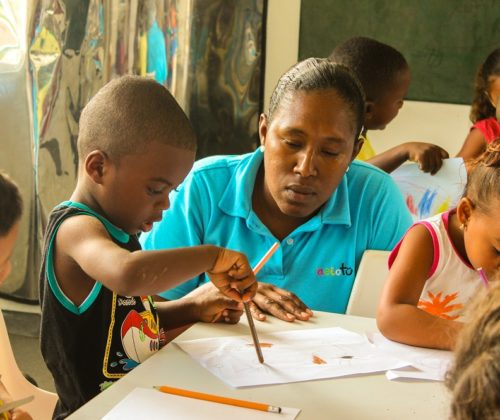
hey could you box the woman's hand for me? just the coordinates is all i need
[247,283,313,322]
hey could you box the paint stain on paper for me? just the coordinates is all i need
[312,355,327,364]
[247,342,273,348]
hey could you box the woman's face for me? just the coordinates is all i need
[259,89,360,219]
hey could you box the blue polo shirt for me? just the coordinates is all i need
[140,149,412,313]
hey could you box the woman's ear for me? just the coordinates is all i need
[258,113,268,146]
[84,150,108,185]
[351,136,364,161]
[456,197,475,229]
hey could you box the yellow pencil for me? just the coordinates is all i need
[245,242,280,363]
[154,385,282,413]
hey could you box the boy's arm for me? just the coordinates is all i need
[140,173,209,299]
[155,282,244,330]
[0,380,33,420]
[56,215,256,302]
[367,142,449,174]
[456,128,486,160]
[376,224,462,350]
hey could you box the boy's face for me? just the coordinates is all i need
[99,141,195,235]
[365,68,411,130]
[0,221,20,285]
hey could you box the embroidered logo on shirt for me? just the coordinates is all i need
[316,263,353,277]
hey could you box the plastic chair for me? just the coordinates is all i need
[0,309,57,420]
[346,250,391,318]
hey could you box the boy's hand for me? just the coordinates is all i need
[207,248,257,302]
[11,408,34,420]
[404,142,449,174]
[186,282,244,324]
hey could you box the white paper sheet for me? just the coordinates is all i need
[391,158,467,221]
[368,333,453,381]
[102,387,300,420]
[386,368,445,382]
[175,327,408,387]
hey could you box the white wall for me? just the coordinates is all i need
[264,0,472,157]
[369,101,471,157]
[263,0,301,113]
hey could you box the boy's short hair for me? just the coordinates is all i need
[0,171,23,235]
[78,76,197,162]
[329,37,409,102]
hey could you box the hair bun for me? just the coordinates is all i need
[474,138,500,168]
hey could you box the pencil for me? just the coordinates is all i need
[154,385,282,413]
[477,267,490,288]
[243,301,264,363]
[253,242,280,275]
[245,242,280,364]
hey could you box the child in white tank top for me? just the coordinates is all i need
[377,139,500,350]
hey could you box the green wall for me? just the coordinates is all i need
[299,0,500,104]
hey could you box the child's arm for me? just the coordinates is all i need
[456,128,487,160]
[377,224,462,350]
[0,380,33,420]
[155,282,244,329]
[367,142,449,174]
[54,215,256,304]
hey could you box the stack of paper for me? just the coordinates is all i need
[176,327,411,387]
[175,327,453,387]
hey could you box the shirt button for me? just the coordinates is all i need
[286,238,294,245]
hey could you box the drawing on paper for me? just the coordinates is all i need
[247,342,274,348]
[391,158,467,221]
[175,327,410,388]
[312,355,327,364]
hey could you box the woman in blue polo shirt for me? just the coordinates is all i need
[141,58,412,320]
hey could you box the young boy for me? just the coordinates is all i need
[330,36,449,174]
[0,172,32,420]
[39,76,257,418]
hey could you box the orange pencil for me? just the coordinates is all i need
[154,385,282,413]
[245,242,280,363]
[253,242,280,275]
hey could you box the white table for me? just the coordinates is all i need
[69,312,450,419]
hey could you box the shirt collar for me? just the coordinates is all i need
[218,148,352,228]
[219,149,263,218]
[59,200,130,243]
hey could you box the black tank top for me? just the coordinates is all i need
[39,201,161,419]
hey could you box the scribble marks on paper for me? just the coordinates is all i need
[246,342,274,348]
[312,355,327,365]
